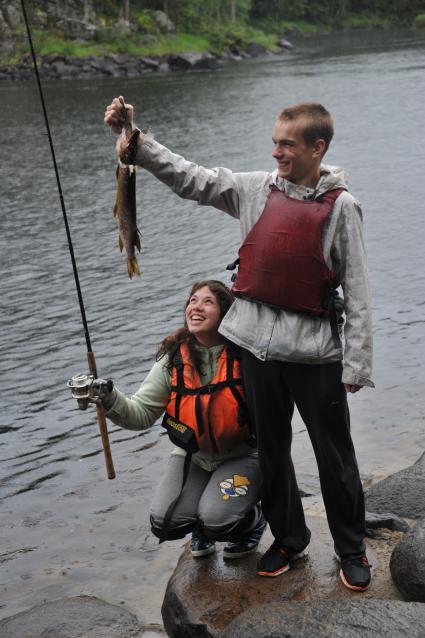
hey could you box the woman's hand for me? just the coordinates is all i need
[104,95,134,134]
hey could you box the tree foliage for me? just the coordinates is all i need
[95,0,425,30]
[249,0,425,22]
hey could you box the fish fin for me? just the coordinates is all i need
[127,258,141,279]
[118,235,124,252]
[113,203,118,218]
[135,232,141,253]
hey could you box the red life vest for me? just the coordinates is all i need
[162,343,252,454]
[231,186,345,317]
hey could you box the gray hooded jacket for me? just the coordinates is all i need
[136,137,374,388]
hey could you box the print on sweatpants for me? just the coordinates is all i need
[219,474,251,500]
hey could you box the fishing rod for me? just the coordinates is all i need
[21,0,115,479]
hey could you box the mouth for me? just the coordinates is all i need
[188,313,205,324]
[277,160,290,169]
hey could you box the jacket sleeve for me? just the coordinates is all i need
[135,135,241,218]
[105,357,172,430]
[332,194,374,388]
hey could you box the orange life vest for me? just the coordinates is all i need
[162,343,252,454]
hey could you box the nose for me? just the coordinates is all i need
[272,145,281,159]
[191,300,204,312]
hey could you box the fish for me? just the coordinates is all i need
[112,101,142,279]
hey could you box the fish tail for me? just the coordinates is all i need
[127,258,141,279]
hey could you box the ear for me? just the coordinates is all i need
[312,138,326,158]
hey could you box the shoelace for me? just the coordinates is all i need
[341,555,370,569]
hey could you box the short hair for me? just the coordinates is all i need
[277,102,334,154]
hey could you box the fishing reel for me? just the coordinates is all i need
[67,374,113,410]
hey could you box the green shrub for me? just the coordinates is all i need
[135,10,159,35]
[204,22,278,52]
[413,13,425,27]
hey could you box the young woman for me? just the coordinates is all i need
[85,281,265,558]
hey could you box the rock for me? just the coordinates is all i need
[57,17,97,40]
[390,518,425,602]
[282,25,302,38]
[245,42,270,57]
[161,516,402,638]
[0,595,142,638]
[220,600,425,638]
[365,452,425,519]
[167,52,219,71]
[3,4,21,30]
[0,12,14,55]
[228,45,250,59]
[151,10,175,34]
[140,56,160,71]
[365,510,410,532]
[277,37,294,50]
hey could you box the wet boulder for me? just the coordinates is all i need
[167,52,219,71]
[390,518,425,602]
[140,56,161,71]
[220,600,425,638]
[0,595,142,638]
[365,452,425,520]
[245,42,271,57]
[161,516,402,638]
[277,38,294,50]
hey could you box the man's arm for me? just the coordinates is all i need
[333,194,374,391]
[104,96,241,217]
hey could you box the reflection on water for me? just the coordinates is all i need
[0,27,425,621]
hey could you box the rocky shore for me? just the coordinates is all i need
[2,452,425,637]
[0,40,294,81]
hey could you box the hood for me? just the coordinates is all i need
[315,164,348,196]
[272,164,349,199]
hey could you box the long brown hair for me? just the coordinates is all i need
[156,280,234,374]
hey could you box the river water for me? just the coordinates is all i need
[1,28,425,625]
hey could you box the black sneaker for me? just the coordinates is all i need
[223,514,267,559]
[337,553,371,592]
[190,527,216,557]
[257,540,309,577]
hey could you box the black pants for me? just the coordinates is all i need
[240,350,366,557]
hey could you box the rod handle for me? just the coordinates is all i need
[87,351,116,479]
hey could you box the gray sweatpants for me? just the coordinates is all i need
[150,453,261,541]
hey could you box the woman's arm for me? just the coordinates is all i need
[105,357,172,431]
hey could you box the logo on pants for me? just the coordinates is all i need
[219,474,251,500]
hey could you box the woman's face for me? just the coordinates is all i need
[185,286,222,346]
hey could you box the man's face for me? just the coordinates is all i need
[272,118,323,187]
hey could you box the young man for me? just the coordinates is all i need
[105,98,374,591]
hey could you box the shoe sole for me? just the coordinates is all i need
[335,552,371,591]
[190,545,216,558]
[339,568,370,592]
[257,546,309,578]
[223,545,258,560]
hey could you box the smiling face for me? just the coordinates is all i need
[185,285,223,347]
[272,117,325,188]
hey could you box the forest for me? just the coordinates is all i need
[2,0,425,67]
[104,0,425,30]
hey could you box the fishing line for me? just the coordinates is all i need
[21,0,115,479]
[20,0,91,352]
